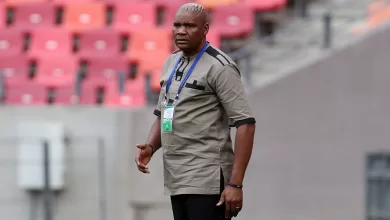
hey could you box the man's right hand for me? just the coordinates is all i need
[135,144,153,174]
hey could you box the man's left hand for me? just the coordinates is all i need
[216,185,243,218]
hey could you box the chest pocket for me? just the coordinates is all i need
[184,80,206,91]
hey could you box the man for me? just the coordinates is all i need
[135,3,256,220]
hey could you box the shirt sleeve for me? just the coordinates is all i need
[210,64,256,127]
[153,57,172,117]
[153,87,164,117]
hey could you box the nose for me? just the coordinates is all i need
[176,26,186,35]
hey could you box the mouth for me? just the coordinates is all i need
[175,39,189,44]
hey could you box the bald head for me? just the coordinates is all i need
[176,3,208,24]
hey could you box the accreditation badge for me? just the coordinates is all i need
[162,105,174,132]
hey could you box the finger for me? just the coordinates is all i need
[225,200,231,218]
[216,194,225,206]
[233,202,241,217]
[230,202,237,217]
[135,152,147,167]
[136,144,146,150]
[138,167,150,174]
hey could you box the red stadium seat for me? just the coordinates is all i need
[104,78,146,108]
[11,2,56,30]
[52,85,78,105]
[52,0,98,6]
[79,82,101,105]
[0,55,30,86]
[137,55,164,81]
[34,57,78,87]
[111,2,157,33]
[0,3,5,28]
[211,4,254,38]
[197,0,238,9]
[207,30,221,48]
[243,0,286,11]
[84,57,127,87]
[128,28,171,63]
[162,3,181,27]
[102,0,146,4]
[152,0,192,8]
[4,82,47,105]
[77,29,122,59]
[5,0,46,7]
[0,29,24,57]
[62,3,105,32]
[28,28,72,59]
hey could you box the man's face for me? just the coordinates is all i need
[173,11,208,53]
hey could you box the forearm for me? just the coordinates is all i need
[146,117,162,152]
[229,124,256,185]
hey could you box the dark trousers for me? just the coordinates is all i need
[170,171,231,220]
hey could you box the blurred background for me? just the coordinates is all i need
[0,0,389,219]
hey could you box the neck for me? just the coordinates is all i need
[182,39,207,57]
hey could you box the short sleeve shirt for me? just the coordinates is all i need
[154,44,256,196]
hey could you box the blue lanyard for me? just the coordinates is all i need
[165,42,209,101]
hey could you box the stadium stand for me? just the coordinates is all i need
[4,0,46,7]
[0,55,30,86]
[0,29,25,56]
[83,57,127,87]
[0,3,5,28]
[111,2,158,33]
[77,28,122,59]
[0,0,288,107]
[211,4,254,38]
[62,3,106,32]
[197,0,239,10]
[34,57,78,87]
[10,2,56,30]
[27,28,73,59]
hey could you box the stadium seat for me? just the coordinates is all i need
[34,57,78,87]
[152,0,192,8]
[104,78,146,108]
[149,70,161,92]
[207,30,221,48]
[128,28,171,63]
[0,29,24,57]
[111,2,157,33]
[28,28,72,59]
[62,3,105,32]
[0,3,5,28]
[211,4,254,38]
[53,0,98,5]
[138,56,164,79]
[52,85,78,105]
[11,2,56,30]
[243,0,286,11]
[79,82,103,105]
[77,29,122,59]
[4,82,47,105]
[197,0,239,9]
[0,55,30,86]
[84,57,127,87]
[162,3,181,27]
[4,0,46,7]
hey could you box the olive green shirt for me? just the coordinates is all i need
[154,43,255,195]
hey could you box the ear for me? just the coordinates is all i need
[204,23,209,36]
